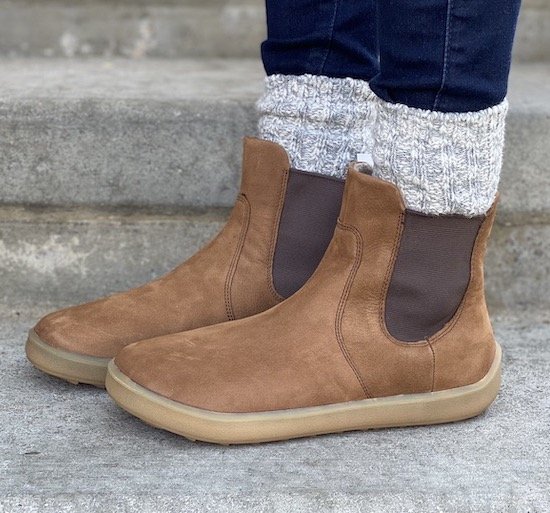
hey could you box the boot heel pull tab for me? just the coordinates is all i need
[351,152,374,175]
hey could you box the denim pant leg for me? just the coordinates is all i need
[261,0,379,81]
[370,0,521,113]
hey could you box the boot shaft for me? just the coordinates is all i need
[333,168,496,395]
[226,137,344,318]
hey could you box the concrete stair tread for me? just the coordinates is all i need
[1,306,549,511]
[0,58,263,101]
[0,58,548,103]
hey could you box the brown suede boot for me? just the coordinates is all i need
[26,138,344,386]
[106,166,501,444]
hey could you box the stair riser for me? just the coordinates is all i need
[0,99,257,209]
[0,3,547,61]
[0,210,547,310]
[0,100,548,218]
[0,209,225,307]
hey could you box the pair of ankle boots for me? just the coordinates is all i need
[26,137,501,444]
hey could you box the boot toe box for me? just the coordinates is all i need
[113,326,279,414]
[113,333,220,410]
[112,316,363,414]
[34,303,119,358]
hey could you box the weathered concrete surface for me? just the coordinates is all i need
[485,222,550,311]
[0,0,264,59]
[0,206,225,306]
[500,64,550,220]
[1,306,549,512]
[514,1,550,62]
[0,0,547,61]
[0,60,549,217]
[0,59,260,209]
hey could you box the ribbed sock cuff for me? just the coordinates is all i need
[257,74,377,178]
[373,98,509,216]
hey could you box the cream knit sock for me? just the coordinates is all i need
[373,98,509,216]
[257,74,377,178]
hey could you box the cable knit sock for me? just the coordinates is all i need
[257,74,377,178]
[373,98,509,216]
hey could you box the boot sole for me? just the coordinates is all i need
[105,343,502,445]
[25,329,109,387]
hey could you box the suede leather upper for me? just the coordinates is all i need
[35,138,293,357]
[114,170,498,413]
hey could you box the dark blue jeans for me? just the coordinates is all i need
[262,0,521,113]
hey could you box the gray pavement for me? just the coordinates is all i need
[1,305,549,512]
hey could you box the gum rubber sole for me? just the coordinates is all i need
[25,329,110,388]
[106,343,502,445]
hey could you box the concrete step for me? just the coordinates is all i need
[0,204,548,311]
[1,306,549,512]
[0,0,547,61]
[0,59,549,219]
